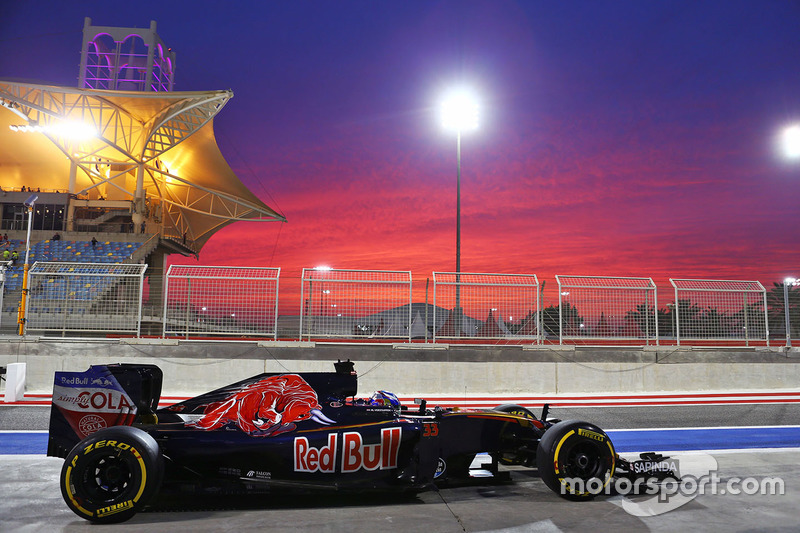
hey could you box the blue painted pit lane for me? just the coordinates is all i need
[607,425,800,453]
[0,432,48,454]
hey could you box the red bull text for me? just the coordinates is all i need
[294,427,401,473]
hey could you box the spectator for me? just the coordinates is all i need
[2,234,6,241]
[52,233,61,241]
[2,249,9,261]
[11,250,18,265]
[91,236,98,249]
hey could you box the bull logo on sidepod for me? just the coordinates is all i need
[188,374,335,436]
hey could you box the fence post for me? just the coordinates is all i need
[785,279,794,348]
[425,277,429,343]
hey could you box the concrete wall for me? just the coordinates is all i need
[1,338,799,397]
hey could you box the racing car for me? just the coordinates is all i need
[47,360,673,523]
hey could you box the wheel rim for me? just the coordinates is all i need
[561,441,606,480]
[82,453,134,502]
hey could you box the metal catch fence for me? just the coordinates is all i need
[299,268,412,340]
[432,272,540,342]
[670,279,769,346]
[163,265,280,338]
[26,262,146,336]
[555,276,658,345]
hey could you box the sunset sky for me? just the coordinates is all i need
[2,0,799,303]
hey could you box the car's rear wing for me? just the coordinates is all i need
[47,364,163,458]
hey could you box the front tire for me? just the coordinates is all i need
[60,426,164,523]
[493,404,538,420]
[536,420,615,501]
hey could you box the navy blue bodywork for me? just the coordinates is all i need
[48,361,546,495]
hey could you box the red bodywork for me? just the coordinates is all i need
[189,374,323,436]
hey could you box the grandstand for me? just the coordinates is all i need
[0,234,152,334]
[0,20,285,335]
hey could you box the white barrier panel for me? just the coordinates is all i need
[3,362,26,402]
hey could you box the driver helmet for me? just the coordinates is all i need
[370,390,400,409]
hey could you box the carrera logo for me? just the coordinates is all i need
[577,428,605,442]
[294,427,401,473]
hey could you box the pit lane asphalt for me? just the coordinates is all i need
[1,451,798,532]
[2,405,799,532]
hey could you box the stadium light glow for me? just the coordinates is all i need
[9,119,98,140]
[780,125,800,159]
[440,89,479,133]
[314,265,332,271]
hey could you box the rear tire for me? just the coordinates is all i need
[60,426,163,523]
[536,420,615,501]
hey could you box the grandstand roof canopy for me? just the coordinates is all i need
[0,80,285,251]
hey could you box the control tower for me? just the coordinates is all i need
[79,17,176,92]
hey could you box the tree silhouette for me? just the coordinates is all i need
[625,304,656,337]
[697,307,731,338]
[731,302,767,340]
[541,303,583,337]
[674,299,703,337]
[594,312,612,336]
[657,307,674,338]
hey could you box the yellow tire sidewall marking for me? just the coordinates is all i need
[64,465,93,517]
[553,428,614,495]
[64,442,149,518]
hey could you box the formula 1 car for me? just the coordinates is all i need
[47,361,673,523]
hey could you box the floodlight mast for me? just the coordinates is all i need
[441,89,479,336]
[780,123,800,347]
[17,194,38,336]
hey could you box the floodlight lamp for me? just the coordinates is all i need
[786,277,798,285]
[9,120,97,140]
[781,125,800,159]
[314,265,332,271]
[441,90,479,132]
[23,194,38,208]
[47,120,98,140]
